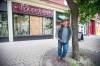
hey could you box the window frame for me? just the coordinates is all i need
[13,13,53,41]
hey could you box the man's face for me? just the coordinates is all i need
[62,21,69,27]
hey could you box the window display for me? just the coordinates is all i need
[0,12,8,37]
[14,14,29,36]
[43,17,53,35]
[14,13,53,37]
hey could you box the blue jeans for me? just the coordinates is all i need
[58,40,68,58]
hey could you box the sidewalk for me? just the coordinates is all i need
[41,48,72,66]
[0,39,58,66]
[0,35,100,66]
[41,48,99,66]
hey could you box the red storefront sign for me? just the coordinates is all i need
[12,2,53,17]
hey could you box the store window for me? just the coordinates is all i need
[0,11,8,37]
[13,14,53,38]
[14,14,29,36]
[30,16,53,36]
[43,17,53,35]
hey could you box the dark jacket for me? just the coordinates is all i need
[58,27,71,42]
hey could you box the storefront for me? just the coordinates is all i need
[96,22,100,35]
[0,1,54,42]
[12,2,54,41]
[0,0,68,42]
[96,14,100,35]
[87,20,96,35]
[0,1,9,42]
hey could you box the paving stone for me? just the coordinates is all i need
[0,36,100,66]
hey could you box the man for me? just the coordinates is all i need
[57,19,71,61]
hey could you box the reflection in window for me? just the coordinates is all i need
[0,12,8,37]
[14,14,29,36]
[43,17,53,35]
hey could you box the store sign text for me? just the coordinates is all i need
[12,2,53,17]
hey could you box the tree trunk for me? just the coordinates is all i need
[71,10,79,60]
[66,0,80,60]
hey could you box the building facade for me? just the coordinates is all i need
[96,14,100,35]
[0,0,68,42]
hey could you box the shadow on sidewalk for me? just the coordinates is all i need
[41,48,71,66]
[40,48,100,66]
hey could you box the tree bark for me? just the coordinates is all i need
[66,0,80,60]
[71,9,79,60]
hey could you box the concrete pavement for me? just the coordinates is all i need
[42,47,100,66]
[0,35,100,66]
[79,35,100,52]
[0,39,58,66]
[41,35,100,66]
